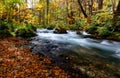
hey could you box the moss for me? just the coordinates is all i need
[15,28,36,38]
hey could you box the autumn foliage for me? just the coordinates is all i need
[0,37,70,78]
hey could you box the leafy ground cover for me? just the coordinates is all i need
[0,37,70,78]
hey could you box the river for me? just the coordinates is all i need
[29,29,120,78]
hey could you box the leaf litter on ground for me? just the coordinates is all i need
[0,37,70,78]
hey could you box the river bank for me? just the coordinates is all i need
[0,37,70,78]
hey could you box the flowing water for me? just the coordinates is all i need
[36,29,120,60]
[29,29,120,77]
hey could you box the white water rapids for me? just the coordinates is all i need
[36,29,120,59]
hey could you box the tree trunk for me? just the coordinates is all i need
[66,0,69,24]
[46,0,49,25]
[113,1,120,31]
[38,0,41,25]
[89,0,93,15]
[77,0,88,18]
[68,0,75,24]
[116,1,120,12]
[111,0,116,12]
[114,1,120,21]
[98,0,103,10]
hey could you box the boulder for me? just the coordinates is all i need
[53,27,67,34]
[76,30,82,35]
[47,26,54,30]
[15,28,37,38]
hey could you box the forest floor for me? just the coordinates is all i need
[0,37,70,78]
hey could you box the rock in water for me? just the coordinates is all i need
[53,27,67,34]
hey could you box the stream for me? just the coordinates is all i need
[29,29,120,78]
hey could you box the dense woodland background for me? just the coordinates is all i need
[0,0,120,78]
[0,0,120,39]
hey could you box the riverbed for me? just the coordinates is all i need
[29,29,120,78]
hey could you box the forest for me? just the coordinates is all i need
[0,0,120,78]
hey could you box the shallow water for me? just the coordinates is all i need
[36,29,120,59]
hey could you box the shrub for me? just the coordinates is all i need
[0,21,14,37]
[0,30,12,38]
[85,25,98,34]
[68,20,86,30]
[97,27,112,37]
[69,24,79,30]
[26,24,37,31]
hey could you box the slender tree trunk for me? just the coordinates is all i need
[114,1,120,20]
[84,1,87,13]
[98,0,103,10]
[116,1,120,12]
[111,0,116,12]
[46,0,49,25]
[113,1,120,31]
[38,0,41,25]
[77,0,88,18]
[68,0,75,24]
[43,9,45,25]
[89,0,93,15]
[66,0,69,24]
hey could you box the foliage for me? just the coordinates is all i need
[0,0,120,39]
[97,27,112,37]
[15,28,36,38]
[91,12,113,27]
[112,21,120,32]
[85,25,98,34]
[0,20,13,37]
[15,24,37,38]
[0,0,37,38]
[84,12,113,37]
[0,30,12,38]
[70,20,86,30]
[0,20,36,38]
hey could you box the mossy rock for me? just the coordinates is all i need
[15,28,37,38]
[53,27,67,34]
